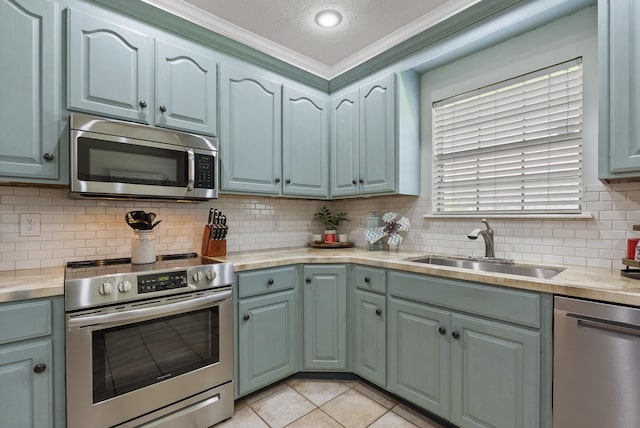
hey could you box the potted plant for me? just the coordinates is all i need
[313,206,349,242]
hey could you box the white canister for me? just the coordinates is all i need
[338,234,348,243]
[131,230,156,264]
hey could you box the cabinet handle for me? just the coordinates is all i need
[33,363,47,374]
[438,326,447,335]
[267,279,274,285]
[285,179,291,184]
[305,277,311,283]
[375,308,382,316]
[359,178,364,184]
[43,153,54,161]
[159,105,167,113]
[451,331,460,339]
[139,100,147,108]
[275,178,281,183]
[364,276,370,283]
[352,179,357,185]
[243,314,250,321]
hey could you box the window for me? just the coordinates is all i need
[432,58,583,215]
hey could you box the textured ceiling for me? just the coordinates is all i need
[143,0,480,78]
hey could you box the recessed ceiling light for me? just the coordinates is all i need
[315,10,342,28]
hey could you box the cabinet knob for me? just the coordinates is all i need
[33,363,47,374]
[375,308,382,316]
[352,179,357,185]
[243,314,250,321]
[438,326,447,335]
[275,178,281,183]
[451,331,460,340]
[139,100,147,108]
[267,279,274,285]
[364,276,370,283]
[159,105,167,113]
[285,179,291,184]
[359,178,364,184]
[305,277,312,283]
[43,153,54,161]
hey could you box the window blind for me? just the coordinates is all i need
[432,58,583,215]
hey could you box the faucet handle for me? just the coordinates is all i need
[481,218,491,229]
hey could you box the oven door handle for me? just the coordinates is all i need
[187,148,195,192]
[67,290,231,329]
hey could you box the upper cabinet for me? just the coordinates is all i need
[219,63,282,195]
[282,86,329,198]
[330,72,420,198]
[68,8,218,136]
[0,0,62,183]
[599,0,640,181]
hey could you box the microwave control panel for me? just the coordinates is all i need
[195,154,215,189]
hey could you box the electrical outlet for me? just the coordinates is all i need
[272,215,280,231]
[20,213,40,237]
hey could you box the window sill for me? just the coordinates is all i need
[424,213,594,220]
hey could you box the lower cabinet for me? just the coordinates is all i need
[236,267,298,396]
[0,297,64,428]
[352,288,386,386]
[302,265,347,370]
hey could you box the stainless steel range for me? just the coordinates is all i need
[64,253,234,428]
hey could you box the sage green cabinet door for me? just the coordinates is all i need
[303,265,347,370]
[388,297,451,418]
[68,9,152,123]
[330,89,360,197]
[237,290,297,396]
[359,74,396,194]
[450,314,540,428]
[599,0,640,179]
[352,289,386,386]
[282,86,329,198]
[0,339,52,428]
[155,40,218,136]
[0,0,60,182]
[220,64,282,194]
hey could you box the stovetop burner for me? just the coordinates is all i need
[66,252,199,269]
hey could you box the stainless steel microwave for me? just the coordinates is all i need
[69,113,218,201]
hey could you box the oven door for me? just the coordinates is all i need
[66,290,233,428]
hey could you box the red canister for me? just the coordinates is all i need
[627,238,640,260]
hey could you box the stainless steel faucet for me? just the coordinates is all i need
[468,219,495,258]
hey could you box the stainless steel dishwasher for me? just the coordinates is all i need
[554,296,640,428]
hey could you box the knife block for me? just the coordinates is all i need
[201,225,227,257]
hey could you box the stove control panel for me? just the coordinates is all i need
[138,270,188,293]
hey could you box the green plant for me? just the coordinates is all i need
[313,206,349,230]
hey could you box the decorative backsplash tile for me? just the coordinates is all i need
[0,182,638,272]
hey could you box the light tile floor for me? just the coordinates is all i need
[214,378,446,428]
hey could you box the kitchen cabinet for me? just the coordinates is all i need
[0,0,62,183]
[388,271,544,428]
[68,7,218,135]
[302,265,347,370]
[351,266,386,387]
[282,86,329,198]
[236,267,297,396]
[219,63,282,195]
[598,0,640,181]
[330,71,420,197]
[0,297,65,428]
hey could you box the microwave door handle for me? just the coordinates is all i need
[187,148,195,191]
[67,290,231,329]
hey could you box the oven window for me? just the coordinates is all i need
[92,307,219,403]
[77,137,187,187]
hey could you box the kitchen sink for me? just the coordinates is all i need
[407,255,565,279]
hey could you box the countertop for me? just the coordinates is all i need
[3,247,640,306]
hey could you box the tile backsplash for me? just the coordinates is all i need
[1,182,638,272]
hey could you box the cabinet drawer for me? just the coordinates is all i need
[353,265,386,294]
[388,271,540,328]
[238,266,297,298]
[0,300,51,345]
